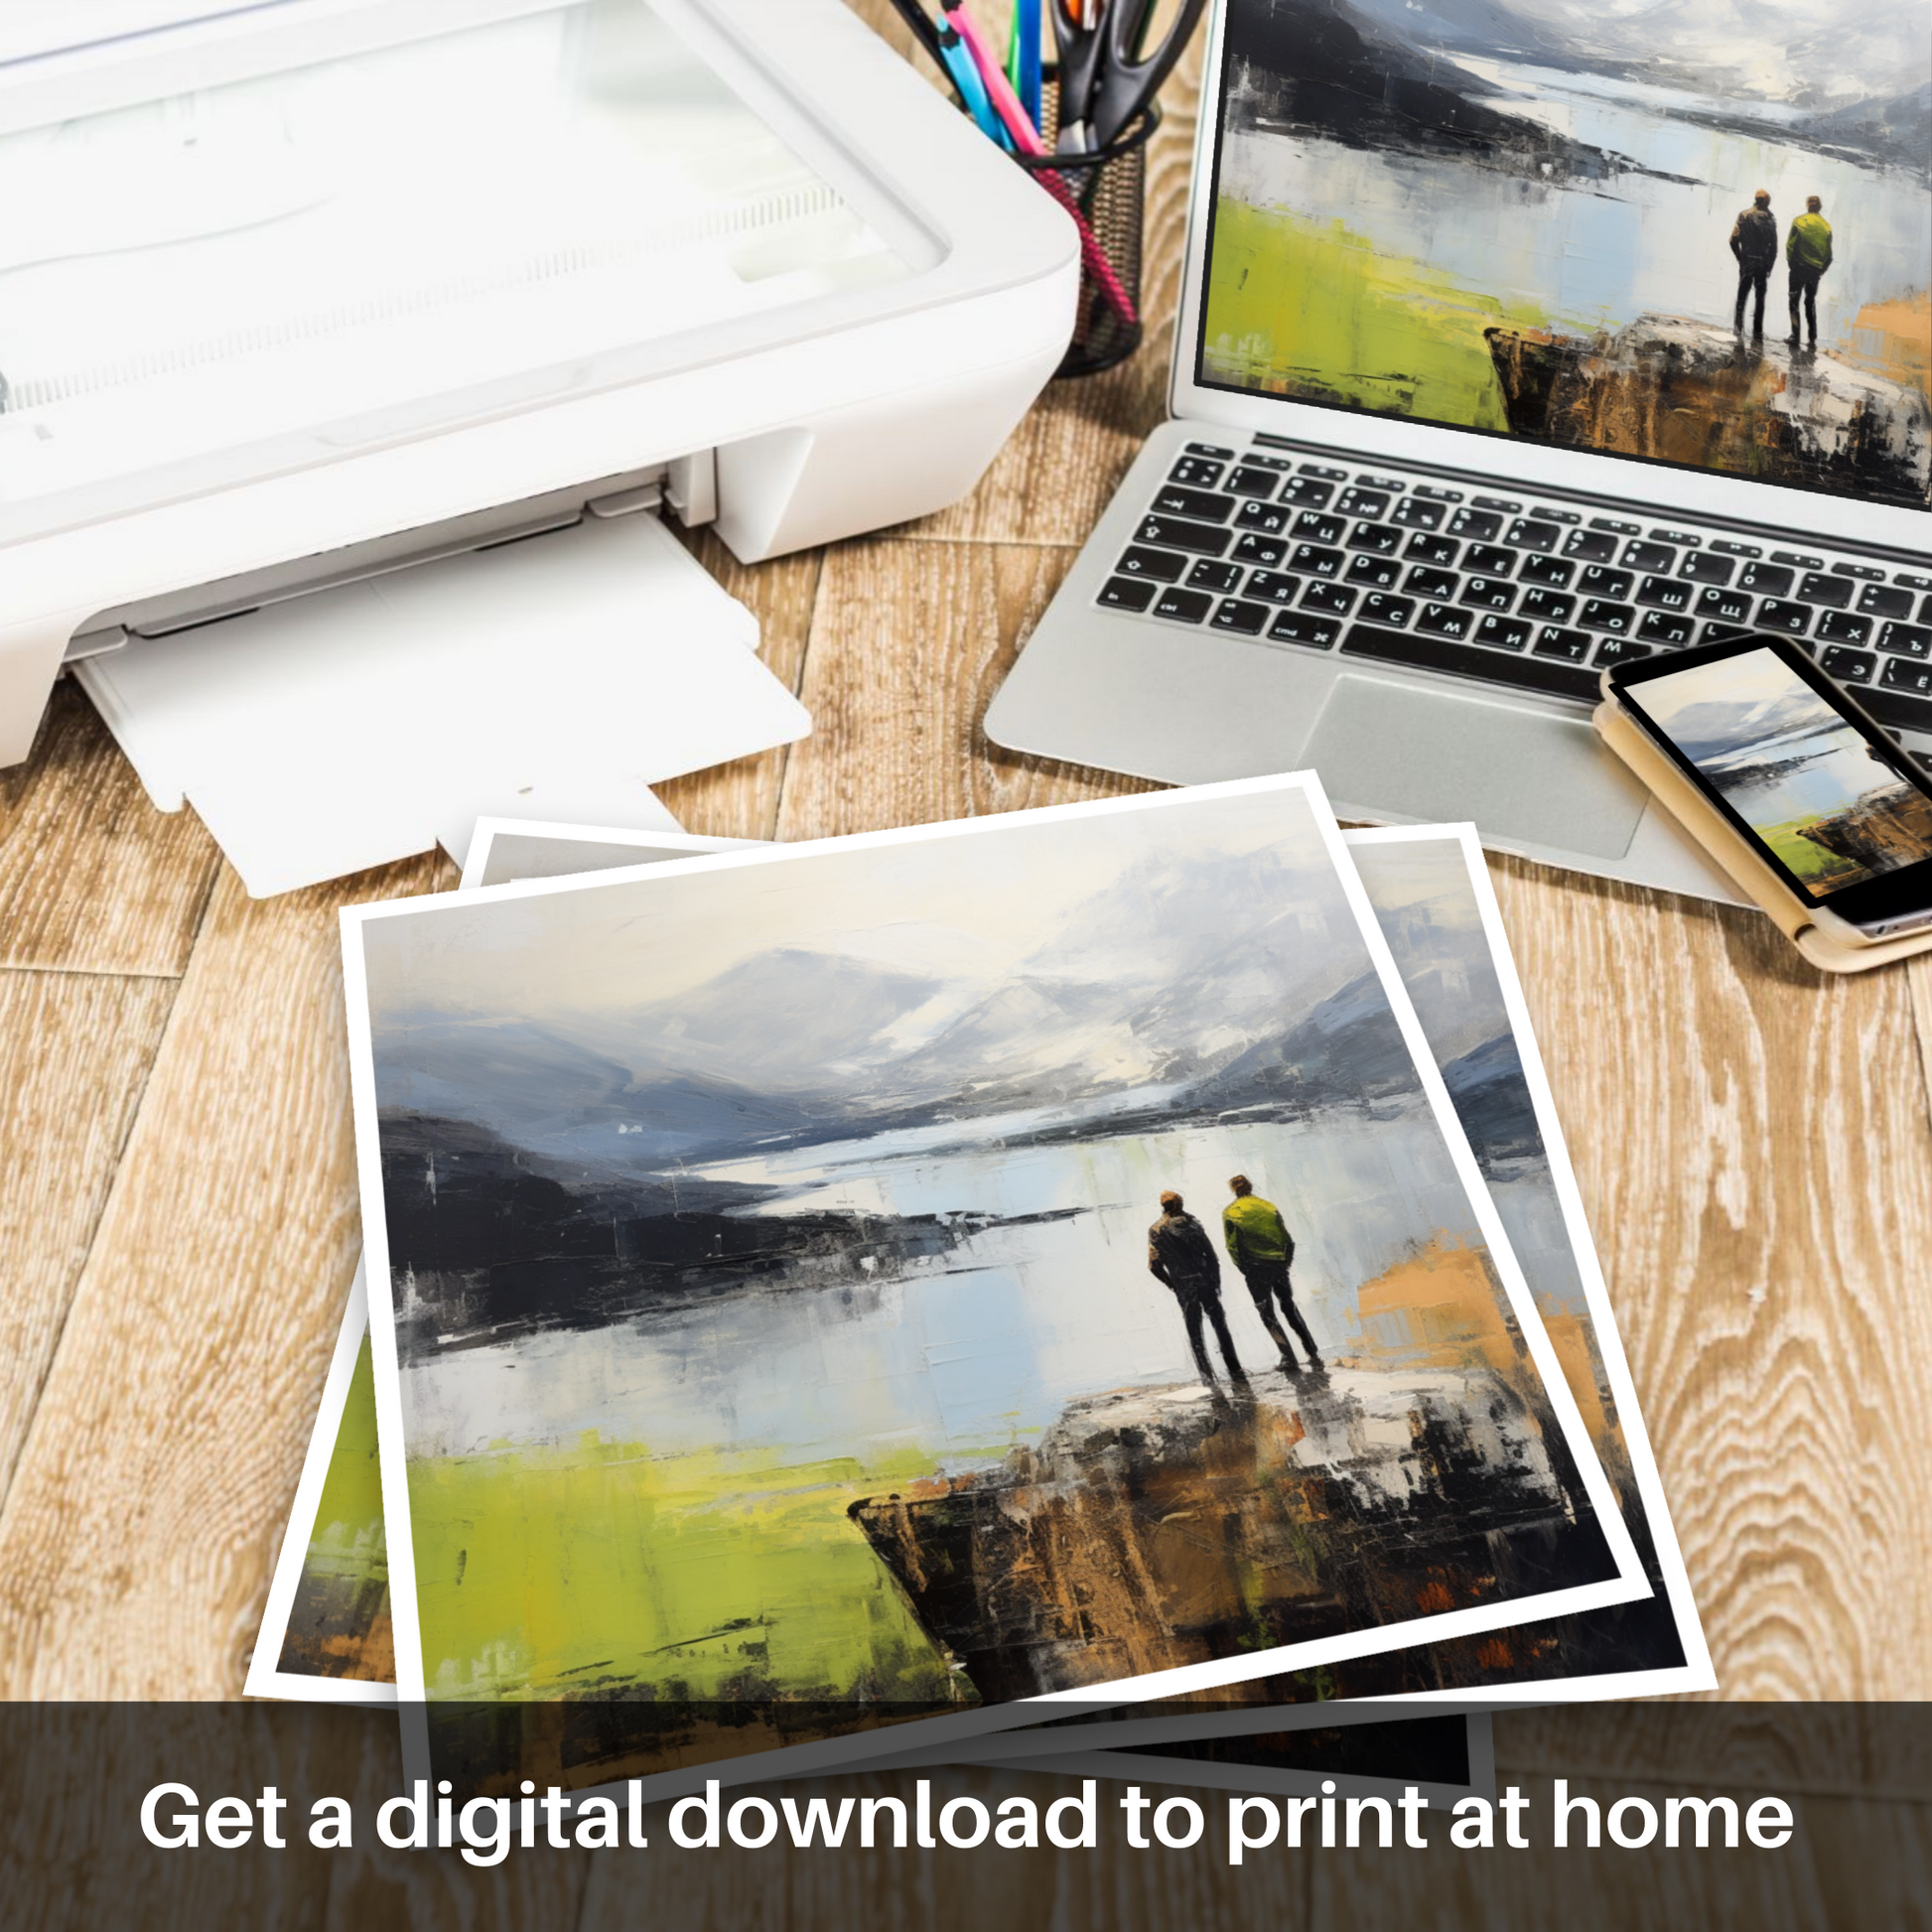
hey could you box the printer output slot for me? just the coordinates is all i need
[62,451,722,664]
[69,508,808,897]
[473,516,586,557]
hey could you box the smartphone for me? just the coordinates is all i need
[1605,631,1932,941]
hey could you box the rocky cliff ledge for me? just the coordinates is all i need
[1486,316,1931,506]
[850,1368,1610,1704]
[1801,784,1932,873]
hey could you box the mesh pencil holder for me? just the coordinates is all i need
[1015,87,1160,379]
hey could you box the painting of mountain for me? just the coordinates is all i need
[1200,0,1932,505]
[348,784,1634,1794]
[1136,830,1698,1717]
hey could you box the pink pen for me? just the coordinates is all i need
[942,1,1141,331]
[945,1,1040,150]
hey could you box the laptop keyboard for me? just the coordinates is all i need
[1098,441,1932,745]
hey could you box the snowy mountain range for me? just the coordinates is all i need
[1333,0,1928,112]
[372,847,1394,1173]
[1649,685,1840,759]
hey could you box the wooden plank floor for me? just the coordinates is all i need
[1,8,1927,1924]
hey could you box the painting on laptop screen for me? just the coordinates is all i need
[1198,0,1932,509]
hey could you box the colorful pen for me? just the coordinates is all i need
[1011,0,1042,132]
[935,17,1010,147]
[943,3,1140,329]
[946,2,1038,149]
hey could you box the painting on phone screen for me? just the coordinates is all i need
[1639,646,1932,892]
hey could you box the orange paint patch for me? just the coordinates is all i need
[314,1604,395,1681]
[1847,290,1932,400]
[1351,1233,1519,1383]
[1539,1303,1612,1451]
[900,1475,958,1502]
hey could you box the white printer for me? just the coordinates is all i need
[0,0,1077,889]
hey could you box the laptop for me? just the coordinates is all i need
[986,0,1932,899]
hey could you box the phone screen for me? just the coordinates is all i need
[1612,635,1932,925]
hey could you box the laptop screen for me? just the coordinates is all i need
[1193,0,1932,513]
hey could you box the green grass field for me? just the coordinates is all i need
[405,1435,975,1707]
[1201,196,1551,429]
[1757,817,1867,890]
[306,1336,386,1585]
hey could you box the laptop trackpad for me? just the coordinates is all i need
[1304,675,1649,860]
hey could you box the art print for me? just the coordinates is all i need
[342,778,1644,1793]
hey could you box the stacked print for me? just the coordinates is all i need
[250,780,1708,1800]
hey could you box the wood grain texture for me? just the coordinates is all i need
[5,1706,343,1932]
[0,681,220,977]
[0,856,448,1698]
[315,1718,590,1932]
[774,539,1159,842]
[0,970,178,1506]
[1491,1705,1932,1801]
[3,1704,595,1932]
[1483,852,1932,1699]
[1902,952,1932,1137]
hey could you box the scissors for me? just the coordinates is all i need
[1050,0,1207,152]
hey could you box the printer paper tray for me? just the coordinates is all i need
[75,512,808,897]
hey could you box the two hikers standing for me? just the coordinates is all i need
[1145,1175,1321,1391]
[1728,190,1833,346]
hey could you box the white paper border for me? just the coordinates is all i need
[340,773,1647,1793]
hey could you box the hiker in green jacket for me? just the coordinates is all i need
[1222,1174,1321,1372]
[1786,197,1833,348]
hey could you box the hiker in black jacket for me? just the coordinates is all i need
[1729,189,1778,337]
[1147,1189,1248,1390]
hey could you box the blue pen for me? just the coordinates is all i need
[1013,0,1042,131]
[937,19,1010,147]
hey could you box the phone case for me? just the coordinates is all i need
[1593,697,1932,974]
